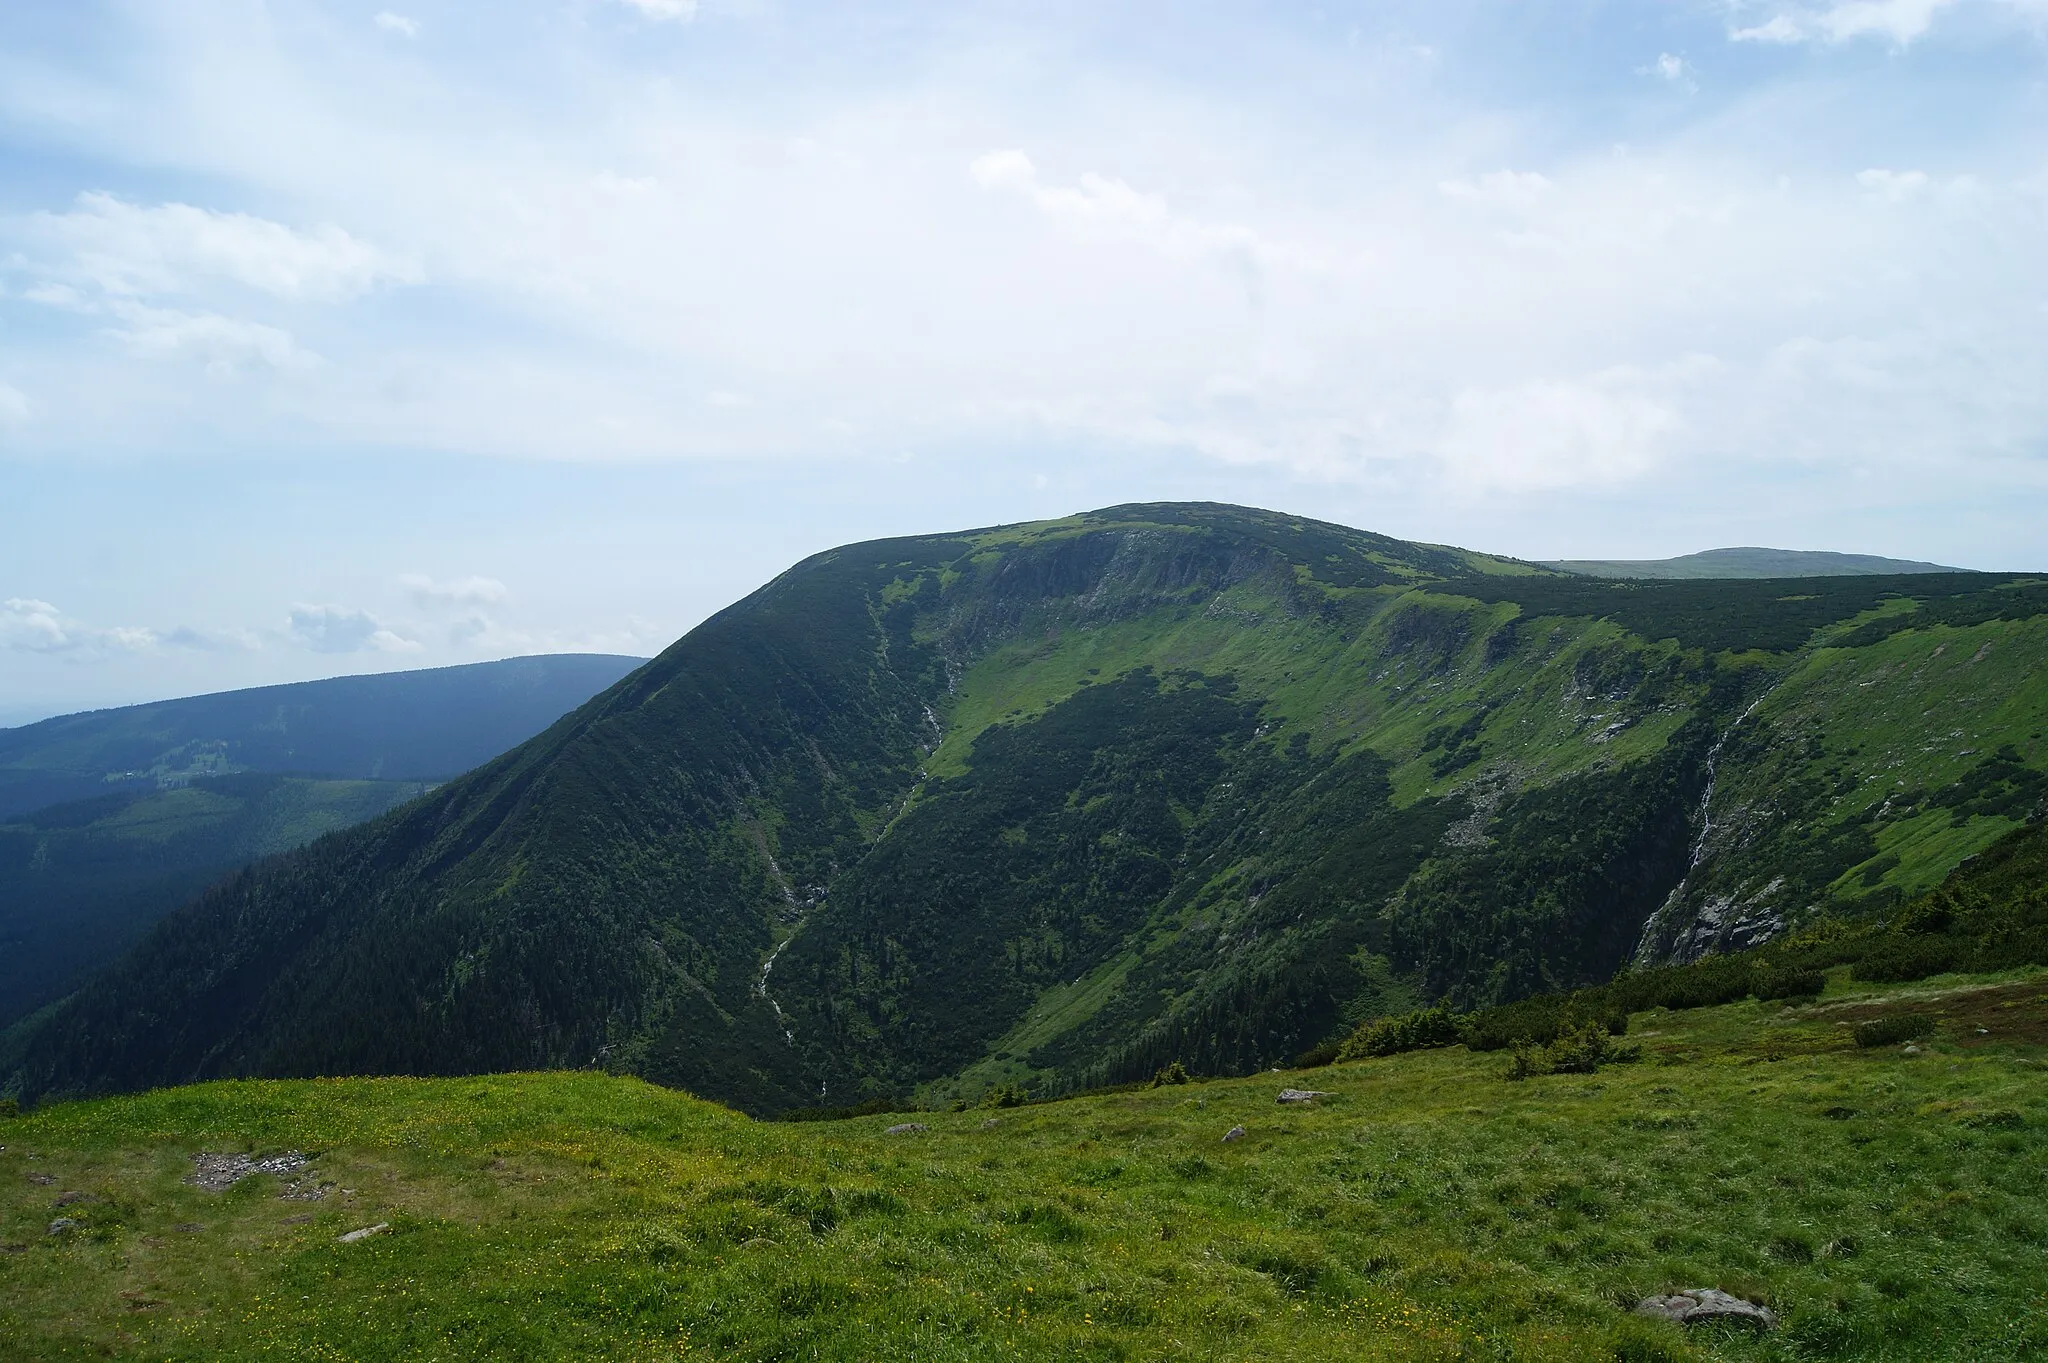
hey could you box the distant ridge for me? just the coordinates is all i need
[0,653,646,822]
[1547,547,1960,580]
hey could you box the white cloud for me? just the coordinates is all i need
[1437,170,1557,213]
[616,0,697,20]
[1639,54,1698,91]
[287,604,417,654]
[0,3,2040,528]
[110,304,313,372]
[1,598,72,652]
[399,573,509,608]
[1,598,159,655]
[160,625,263,652]
[1856,168,1931,200]
[374,12,420,38]
[20,193,412,303]
[969,149,1335,274]
[1436,370,1688,493]
[0,382,27,425]
[1731,0,1957,45]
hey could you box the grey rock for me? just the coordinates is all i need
[47,1217,79,1234]
[1277,1089,1329,1104]
[188,1151,310,1192]
[1634,1289,1777,1329]
[1221,1125,1247,1143]
[883,1123,928,1135]
[337,1222,390,1243]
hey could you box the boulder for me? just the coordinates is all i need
[1634,1289,1776,1329]
[883,1123,928,1135]
[1221,1125,1247,1143]
[47,1217,79,1234]
[337,1223,390,1244]
[1277,1089,1329,1104]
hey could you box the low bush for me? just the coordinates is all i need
[1151,1061,1191,1087]
[1338,1006,1462,1060]
[1852,938,1962,983]
[1506,1023,1640,1080]
[1756,968,1827,1001]
[1853,1014,1936,1048]
[1463,997,1629,1053]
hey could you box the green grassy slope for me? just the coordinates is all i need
[6,505,2044,1118]
[4,965,2045,1361]
[0,776,429,1029]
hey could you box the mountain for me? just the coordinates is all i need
[0,653,646,822]
[7,504,2044,1113]
[0,776,432,1031]
[0,655,643,1029]
[1547,547,1960,579]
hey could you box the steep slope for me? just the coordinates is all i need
[0,653,644,821]
[7,505,2044,1113]
[0,776,428,1029]
[1547,547,1959,579]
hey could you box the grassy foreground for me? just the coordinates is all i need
[4,972,2046,1362]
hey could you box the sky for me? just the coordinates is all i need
[2,0,2046,724]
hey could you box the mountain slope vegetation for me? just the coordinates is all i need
[7,505,2044,1115]
[0,655,643,1030]
[0,776,428,1030]
[0,653,644,821]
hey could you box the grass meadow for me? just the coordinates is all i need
[4,967,2045,1361]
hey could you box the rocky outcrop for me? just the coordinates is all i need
[1634,1289,1776,1329]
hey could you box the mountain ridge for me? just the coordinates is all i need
[0,653,644,821]
[8,505,2044,1113]
[1547,546,1960,579]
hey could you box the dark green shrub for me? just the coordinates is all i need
[0,1097,19,1119]
[1544,1022,1623,1074]
[1150,1061,1191,1087]
[1290,1040,1342,1069]
[985,1083,1028,1108]
[1853,1014,1935,1048]
[1851,938,1961,983]
[1339,1005,1462,1060]
[1756,968,1826,1001]
[1504,1023,1639,1079]
[1464,996,1628,1052]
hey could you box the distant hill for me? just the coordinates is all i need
[0,655,642,1029]
[9,503,2044,1117]
[0,654,645,821]
[1547,547,1959,579]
